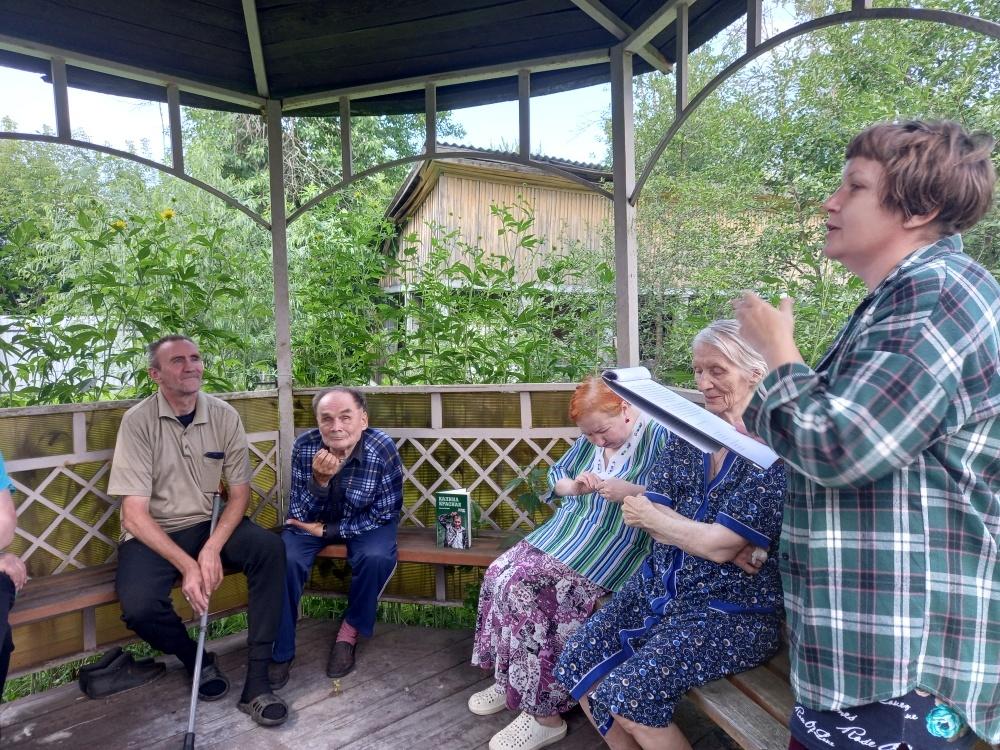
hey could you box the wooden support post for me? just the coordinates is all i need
[676,3,689,114]
[519,392,533,430]
[51,57,71,140]
[72,412,87,456]
[435,565,447,602]
[610,44,639,366]
[340,96,352,181]
[430,392,443,430]
[82,607,97,651]
[267,100,295,512]
[747,0,763,52]
[425,83,436,155]
[518,69,531,160]
[166,83,184,173]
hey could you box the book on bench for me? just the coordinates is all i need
[435,489,473,549]
[602,366,779,470]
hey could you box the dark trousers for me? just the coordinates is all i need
[116,518,285,666]
[273,522,397,662]
[0,574,14,698]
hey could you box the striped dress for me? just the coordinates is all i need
[526,414,669,590]
[470,415,668,715]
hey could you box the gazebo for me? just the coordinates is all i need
[0,2,997,747]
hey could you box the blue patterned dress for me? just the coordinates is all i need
[555,434,786,734]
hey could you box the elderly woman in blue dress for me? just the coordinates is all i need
[556,320,786,750]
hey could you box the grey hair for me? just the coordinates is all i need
[147,335,196,369]
[312,386,368,416]
[692,319,767,380]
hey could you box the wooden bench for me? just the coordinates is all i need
[689,647,793,749]
[9,527,506,659]
[315,527,507,603]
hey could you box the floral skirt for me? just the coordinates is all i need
[471,540,609,716]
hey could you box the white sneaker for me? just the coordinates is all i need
[489,712,568,750]
[468,682,508,715]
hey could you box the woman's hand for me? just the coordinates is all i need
[732,543,769,575]
[597,478,640,503]
[622,494,662,531]
[0,552,27,591]
[731,293,803,371]
[288,518,325,537]
[575,471,603,494]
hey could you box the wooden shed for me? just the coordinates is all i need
[383,146,612,289]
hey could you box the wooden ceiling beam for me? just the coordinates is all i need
[625,0,685,55]
[241,0,270,98]
[569,0,673,73]
[0,32,264,110]
[281,48,610,111]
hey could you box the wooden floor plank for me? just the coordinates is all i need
[1,620,746,750]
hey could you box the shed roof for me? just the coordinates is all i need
[0,0,743,115]
[386,143,613,222]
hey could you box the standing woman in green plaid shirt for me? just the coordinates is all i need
[735,121,998,749]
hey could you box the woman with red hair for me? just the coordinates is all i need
[468,376,669,750]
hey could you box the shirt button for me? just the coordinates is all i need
[780,553,789,560]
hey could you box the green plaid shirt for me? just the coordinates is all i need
[750,235,1000,743]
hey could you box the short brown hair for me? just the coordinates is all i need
[845,120,996,235]
[311,387,368,416]
[147,335,196,369]
[568,376,625,423]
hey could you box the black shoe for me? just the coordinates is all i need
[268,659,292,690]
[326,641,356,678]
[78,650,165,699]
[197,655,230,701]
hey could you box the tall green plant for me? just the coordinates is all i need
[1,204,265,405]
[390,198,616,384]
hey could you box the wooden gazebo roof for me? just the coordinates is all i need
[0,0,743,115]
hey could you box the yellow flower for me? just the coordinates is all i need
[159,208,176,220]
[110,219,127,232]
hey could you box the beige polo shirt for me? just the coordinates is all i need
[108,390,252,542]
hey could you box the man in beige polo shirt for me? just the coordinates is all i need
[109,335,289,727]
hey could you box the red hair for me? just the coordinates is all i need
[568,376,625,422]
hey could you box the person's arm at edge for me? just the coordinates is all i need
[0,487,27,591]
[0,488,14,550]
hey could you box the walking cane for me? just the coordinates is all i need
[182,490,223,750]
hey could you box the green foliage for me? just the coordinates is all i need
[1,204,270,405]
[502,466,551,518]
[292,197,616,387]
[628,0,1000,384]
[389,199,616,385]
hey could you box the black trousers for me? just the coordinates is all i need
[0,573,14,697]
[116,518,285,665]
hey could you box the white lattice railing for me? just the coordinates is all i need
[2,385,587,578]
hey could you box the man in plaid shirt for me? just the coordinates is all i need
[735,121,998,749]
[270,387,403,687]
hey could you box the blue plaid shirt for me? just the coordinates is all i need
[287,427,403,539]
